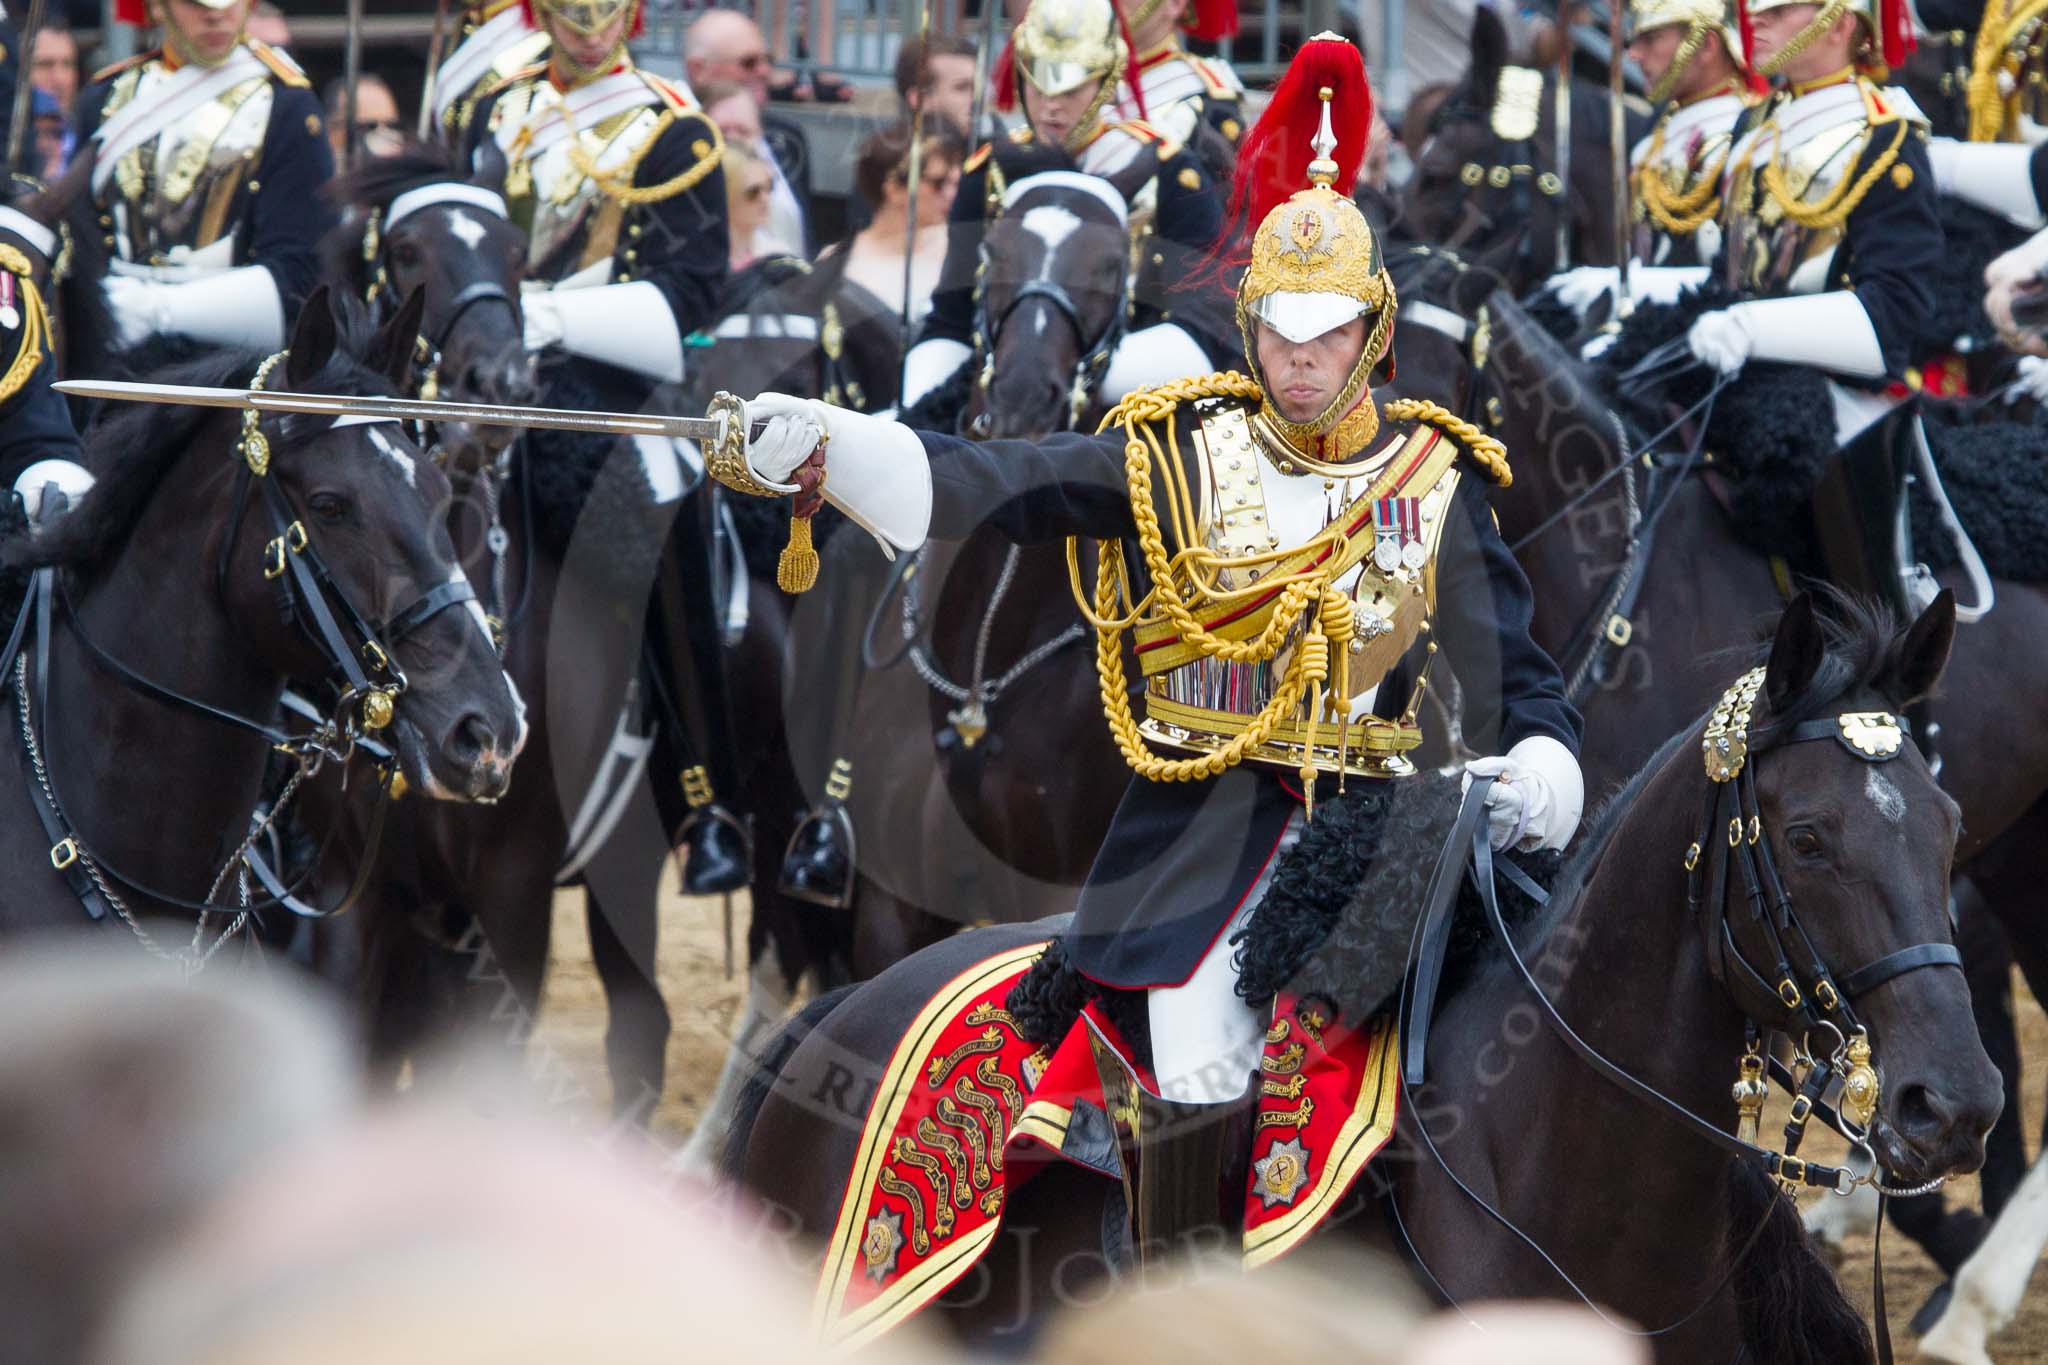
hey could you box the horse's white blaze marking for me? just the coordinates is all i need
[1865,766,1906,825]
[1920,1152,2048,1365]
[446,208,488,249]
[366,426,416,488]
[449,564,494,647]
[1020,204,1083,279]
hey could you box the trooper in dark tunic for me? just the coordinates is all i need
[75,0,334,352]
[0,239,80,489]
[1113,0,1250,177]
[729,35,1584,1243]
[898,0,1232,414]
[465,0,748,892]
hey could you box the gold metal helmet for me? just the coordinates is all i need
[1629,0,1749,101]
[529,0,644,81]
[1235,73,1396,458]
[1013,0,1129,151]
[1744,0,1910,77]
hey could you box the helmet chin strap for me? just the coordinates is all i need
[551,36,628,86]
[151,0,245,68]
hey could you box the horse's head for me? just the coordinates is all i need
[216,289,528,800]
[329,144,536,471]
[972,152,1138,438]
[1382,245,1513,414]
[1403,8,1626,293]
[1719,591,1999,1184]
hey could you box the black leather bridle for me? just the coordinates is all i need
[1397,676,1962,1360]
[4,360,481,928]
[970,206,1131,435]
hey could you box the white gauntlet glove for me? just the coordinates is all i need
[2008,355,2048,404]
[738,393,934,553]
[1686,308,1752,377]
[1464,735,1586,853]
[740,392,825,489]
[1546,265,1622,317]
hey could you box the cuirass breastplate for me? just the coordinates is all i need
[101,65,272,263]
[1719,89,1880,296]
[1137,400,1466,779]
[494,82,663,281]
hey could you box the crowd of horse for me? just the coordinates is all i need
[2,15,2045,1359]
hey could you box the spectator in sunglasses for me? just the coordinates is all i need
[685,9,812,252]
[723,142,787,270]
[322,74,405,161]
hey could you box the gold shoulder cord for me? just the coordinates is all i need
[1635,117,1730,235]
[0,244,51,407]
[1069,376,1507,812]
[557,104,726,207]
[1756,114,1909,230]
[1969,0,2048,140]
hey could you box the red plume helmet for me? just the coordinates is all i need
[1224,33,1371,252]
[1182,0,1241,41]
[996,0,1145,121]
[115,0,147,26]
[1879,0,1914,69]
[1737,0,1757,70]
[995,35,1018,111]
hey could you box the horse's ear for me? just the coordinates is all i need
[286,286,339,390]
[1891,588,1956,705]
[22,149,95,225]
[1764,592,1825,716]
[368,287,426,388]
[470,138,509,196]
[1469,5,1509,109]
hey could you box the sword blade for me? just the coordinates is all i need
[53,379,729,442]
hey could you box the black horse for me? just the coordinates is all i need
[1389,266,2048,1341]
[0,289,525,950]
[1401,7,1646,297]
[724,591,1996,1359]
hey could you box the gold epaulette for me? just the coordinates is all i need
[1191,54,1243,99]
[0,247,52,408]
[1116,117,1166,144]
[90,48,157,84]
[249,40,311,87]
[483,62,550,100]
[1005,125,1035,145]
[963,141,994,174]
[1389,397,1512,486]
[641,70,697,112]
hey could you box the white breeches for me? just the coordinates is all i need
[1147,812,1303,1104]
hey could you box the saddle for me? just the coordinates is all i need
[808,939,1400,1347]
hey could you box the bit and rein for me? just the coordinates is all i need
[3,352,481,946]
[1393,674,1960,1353]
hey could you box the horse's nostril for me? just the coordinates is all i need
[1892,1081,1952,1140]
[450,712,495,764]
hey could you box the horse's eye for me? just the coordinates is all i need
[1788,827,1823,857]
[308,491,350,523]
[389,241,420,269]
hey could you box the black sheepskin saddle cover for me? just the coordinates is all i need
[1006,773,1559,1063]
[1597,284,2048,583]
[522,362,670,595]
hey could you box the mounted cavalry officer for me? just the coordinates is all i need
[897,0,1231,414]
[732,35,1583,1250]
[75,0,334,353]
[1547,0,1761,319]
[465,0,749,892]
[429,0,551,143]
[779,0,1234,900]
[1113,0,1248,175]
[1603,0,1944,616]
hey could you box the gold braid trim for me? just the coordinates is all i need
[1968,0,2048,140]
[554,104,726,208]
[1757,115,1909,230]
[0,244,52,408]
[1069,376,1509,810]
[1635,119,1731,235]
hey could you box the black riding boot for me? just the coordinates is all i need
[779,528,901,908]
[1812,400,1941,767]
[649,492,750,896]
[1131,1077,1258,1264]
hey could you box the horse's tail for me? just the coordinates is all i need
[1729,1160,1875,1365]
[717,983,858,1183]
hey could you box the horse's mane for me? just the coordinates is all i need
[318,143,472,301]
[8,306,396,573]
[1496,589,1911,973]
[325,142,467,214]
